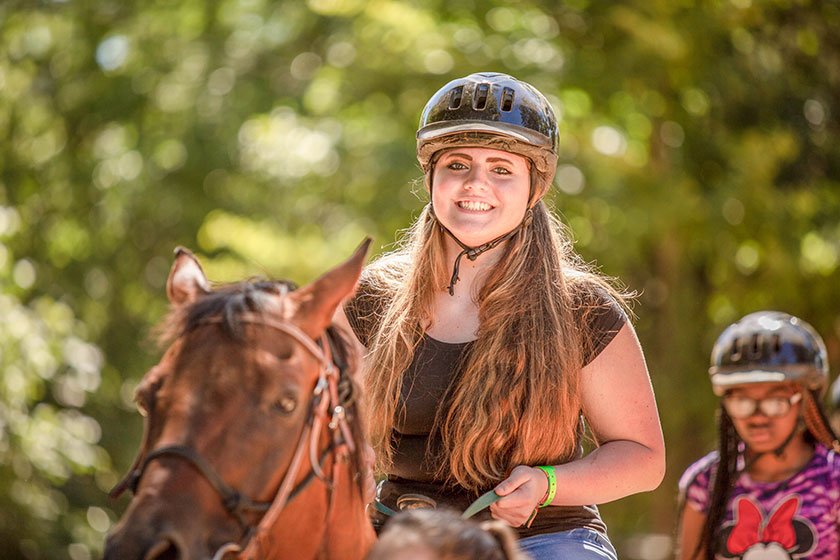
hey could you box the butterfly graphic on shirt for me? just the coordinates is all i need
[718,495,817,559]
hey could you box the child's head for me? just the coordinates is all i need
[365,508,526,560]
[708,310,835,451]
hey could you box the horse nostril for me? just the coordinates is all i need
[143,538,180,560]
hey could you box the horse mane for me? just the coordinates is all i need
[157,279,297,344]
[155,277,368,497]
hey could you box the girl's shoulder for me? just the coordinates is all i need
[679,450,720,493]
[353,252,410,295]
[678,451,719,513]
[362,252,411,287]
[814,443,840,481]
[564,268,630,321]
[343,253,409,347]
[565,270,630,365]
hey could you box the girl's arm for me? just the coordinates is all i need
[676,502,706,560]
[492,322,666,525]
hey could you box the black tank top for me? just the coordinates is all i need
[345,273,627,539]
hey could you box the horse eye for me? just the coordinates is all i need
[275,395,297,414]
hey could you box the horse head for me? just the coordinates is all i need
[104,240,375,560]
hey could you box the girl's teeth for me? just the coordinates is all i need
[459,201,491,211]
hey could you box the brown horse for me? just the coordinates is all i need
[104,240,376,560]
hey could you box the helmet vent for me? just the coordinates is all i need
[772,334,782,354]
[730,341,742,362]
[448,86,464,109]
[473,83,489,110]
[501,87,515,112]
[747,334,761,359]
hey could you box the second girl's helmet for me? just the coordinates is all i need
[416,72,560,200]
[709,311,829,396]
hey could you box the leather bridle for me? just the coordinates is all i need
[110,312,359,559]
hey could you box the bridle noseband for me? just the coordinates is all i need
[110,312,359,559]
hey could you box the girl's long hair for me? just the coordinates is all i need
[693,389,840,560]
[363,199,626,491]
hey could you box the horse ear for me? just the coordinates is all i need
[166,247,211,307]
[292,238,371,338]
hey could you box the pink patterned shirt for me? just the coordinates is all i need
[679,444,840,559]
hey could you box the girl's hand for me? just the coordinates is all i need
[490,465,550,527]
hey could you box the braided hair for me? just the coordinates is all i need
[694,390,839,560]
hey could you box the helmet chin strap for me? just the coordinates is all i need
[742,417,805,472]
[429,203,534,296]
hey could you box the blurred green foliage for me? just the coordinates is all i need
[1,1,839,558]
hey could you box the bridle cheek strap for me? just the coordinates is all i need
[228,314,356,560]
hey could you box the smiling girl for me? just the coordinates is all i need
[677,311,840,560]
[340,72,665,559]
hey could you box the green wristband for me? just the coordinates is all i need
[536,466,556,508]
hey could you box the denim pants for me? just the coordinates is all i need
[519,528,618,559]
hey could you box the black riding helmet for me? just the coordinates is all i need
[417,72,560,200]
[709,311,829,397]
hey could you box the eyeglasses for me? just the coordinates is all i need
[722,392,802,419]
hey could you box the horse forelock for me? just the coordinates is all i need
[158,279,297,345]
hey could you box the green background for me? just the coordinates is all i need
[1,1,839,558]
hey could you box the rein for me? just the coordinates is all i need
[372,489,503,520]
[110,312,359,559]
